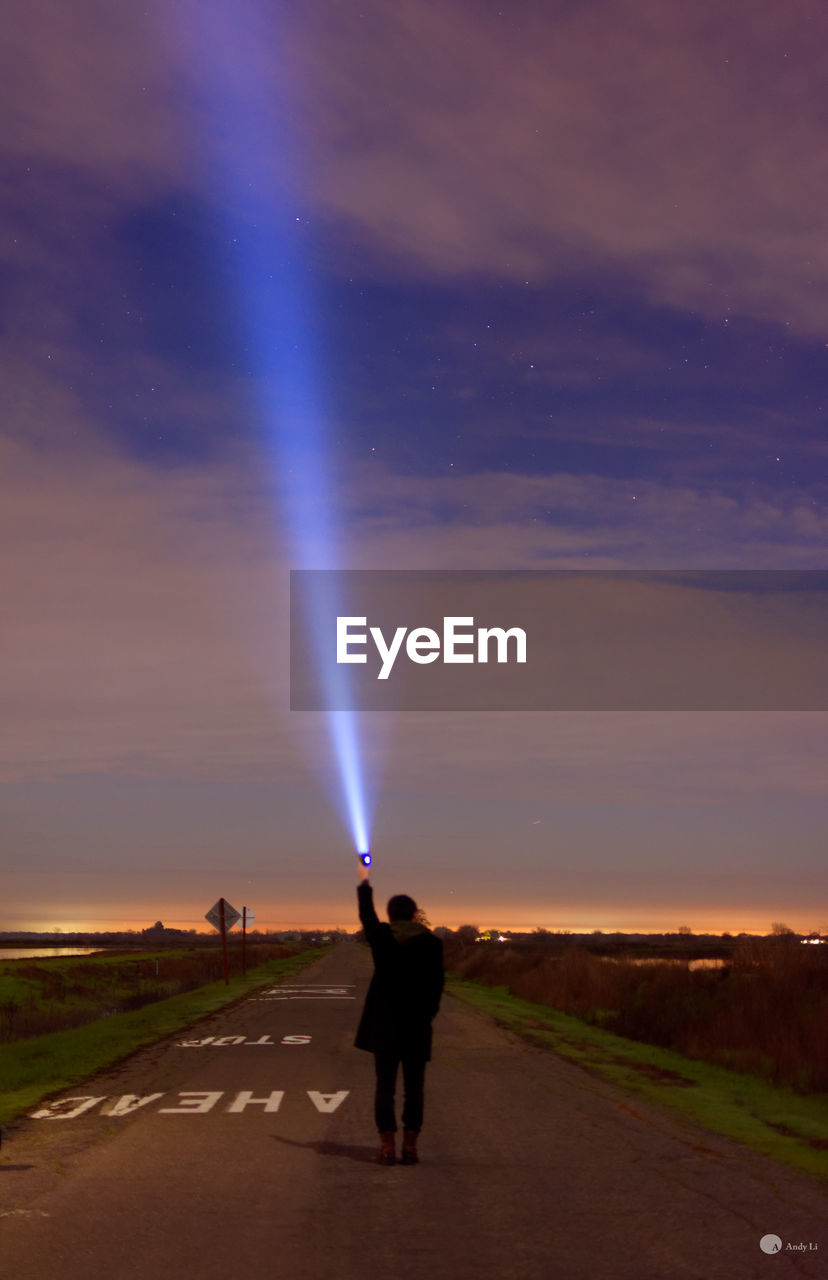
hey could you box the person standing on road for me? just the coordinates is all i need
[354,861,444,1166]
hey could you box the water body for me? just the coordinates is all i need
[0,947,105,960]
[601,956,726,970]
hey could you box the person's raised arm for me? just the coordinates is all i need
[356,871,381,940]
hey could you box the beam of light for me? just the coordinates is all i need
[178,2,372,854]
[232,220,372,855]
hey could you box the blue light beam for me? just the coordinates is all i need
[185,4,372,854]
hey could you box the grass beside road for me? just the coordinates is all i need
[0,948,325,1126]
[447,977,828,1183]
[0,945,300,1041]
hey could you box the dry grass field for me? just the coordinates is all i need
[444,935,828,1093]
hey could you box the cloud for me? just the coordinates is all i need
[1,410,824,785]
[292,0,828,334]
[343,460,828,568]
[0,1,187,190]
[0,422,292,781]
[3,1,828,337]
[1,410,822,932]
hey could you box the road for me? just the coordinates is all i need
[0,942,824,1279]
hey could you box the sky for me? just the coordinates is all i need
[1,0,826,936]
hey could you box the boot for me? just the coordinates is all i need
[400,1129,419,1165]
[377,1132,396,1165]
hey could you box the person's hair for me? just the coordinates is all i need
[387,894,417,922]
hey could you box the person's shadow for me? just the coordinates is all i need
[272,1135,377,1164]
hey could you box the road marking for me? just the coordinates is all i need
[226,1091,284,1112]
[256,995,356,1001]
[255,985,356,1001]
[176,1035,312,1047]
[159,1092,224,1114]
[264,986,354,992]
[30,1097,107,1119]
[30,1091,351,1118]
[103,1094,164,1116]
[307,1091,349,1114]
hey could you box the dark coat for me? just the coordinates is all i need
[354,883,444,1060]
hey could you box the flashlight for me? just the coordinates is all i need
[359,852,372,867]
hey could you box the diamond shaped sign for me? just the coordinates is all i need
[204,898,241,931]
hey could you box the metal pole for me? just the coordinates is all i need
[242,907,247,976]
[219,897,229,985]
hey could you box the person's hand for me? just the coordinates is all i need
[357,861,371,884]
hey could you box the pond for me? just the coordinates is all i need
[599,956,726,971]
[0,947,105,961]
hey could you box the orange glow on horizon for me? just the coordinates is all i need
[5,905,823,938]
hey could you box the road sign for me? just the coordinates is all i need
[205,899,241,931]
[241,907,254,924]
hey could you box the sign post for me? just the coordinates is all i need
[240,907,255,975]
[204,898,241,985]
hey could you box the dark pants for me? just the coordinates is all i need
[373,1052,427,1133]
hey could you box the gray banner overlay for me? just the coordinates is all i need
[289,570,828,711]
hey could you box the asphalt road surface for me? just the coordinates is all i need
[0,942,824,1280]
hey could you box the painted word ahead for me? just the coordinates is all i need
[31,1091,349,1119]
